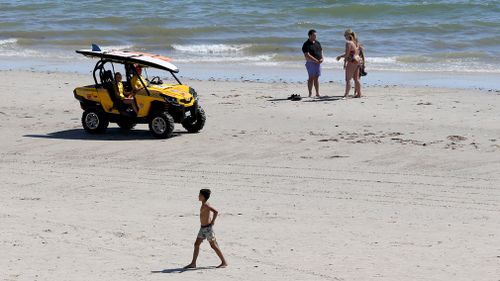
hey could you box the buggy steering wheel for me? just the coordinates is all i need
[150,76,163,85]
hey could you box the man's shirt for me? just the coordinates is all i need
[302,40,323,60]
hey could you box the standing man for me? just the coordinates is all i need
[302,29,323,97]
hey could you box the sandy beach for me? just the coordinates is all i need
[1,70,499,281]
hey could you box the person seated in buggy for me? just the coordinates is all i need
[114,72,138,113]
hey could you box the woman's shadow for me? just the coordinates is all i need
[151,266,217,274]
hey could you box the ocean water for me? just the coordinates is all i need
[1,0,499,88]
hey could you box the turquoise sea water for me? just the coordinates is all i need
[1,0,499,88]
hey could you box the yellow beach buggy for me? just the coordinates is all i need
[73,45,206,138]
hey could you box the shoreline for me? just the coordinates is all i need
[3,69,499,98]
[1,56,499,92]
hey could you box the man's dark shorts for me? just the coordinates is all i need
[305,61,321,78]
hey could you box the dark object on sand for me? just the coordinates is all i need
[288,94,302,101]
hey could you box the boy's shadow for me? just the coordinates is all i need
[151,266,217,274]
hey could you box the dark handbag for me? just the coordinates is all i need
[360,64,367,76]
[359,48,367,76]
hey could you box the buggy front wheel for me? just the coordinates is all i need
[182,107,206,133]
[149,111,174,138]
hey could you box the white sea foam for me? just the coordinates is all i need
[171,44,252,54]
[367,57,397,64]
[0,38,18,45]
[1,37,499,75]
[0,48,76,60]
[100,44,134,51]
[323,56,397,64]
[178,54,275,63]
[0,39,76,60]
[323,57,343,64]
[0,40,129,60]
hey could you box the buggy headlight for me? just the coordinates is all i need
[163,95,179,104]
[189,87,199,100]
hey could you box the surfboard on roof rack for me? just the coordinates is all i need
[76,44,179,73]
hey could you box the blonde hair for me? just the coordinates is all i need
[344,29,359,45]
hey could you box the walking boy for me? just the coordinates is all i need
[185,189,228,268]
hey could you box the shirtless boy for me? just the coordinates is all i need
[184,189,228,269]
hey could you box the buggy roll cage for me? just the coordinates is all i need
[92,59,183,96]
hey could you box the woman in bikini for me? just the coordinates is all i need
[336,29,363,98]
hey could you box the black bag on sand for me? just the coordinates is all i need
[288,94,302,101]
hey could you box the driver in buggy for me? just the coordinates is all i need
[114,72,138,113]
[131,65,148,94]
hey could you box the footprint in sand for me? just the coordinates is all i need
[447,135,467,142]
[417,102,432,106]
[318,138,338,142]
[470,142,479,149]
[113,231,126,238]
[326,155,349,159]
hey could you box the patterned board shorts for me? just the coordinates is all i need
[197,225,216,241]
[305,61,321,77]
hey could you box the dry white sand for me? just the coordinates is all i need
[1,70,499,281]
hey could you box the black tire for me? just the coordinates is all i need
[116,120,136,130]
[82,108,109,134]
[182,107,206,133]
[148,111,174,138]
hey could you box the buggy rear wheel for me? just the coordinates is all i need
[82,108,109,134]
